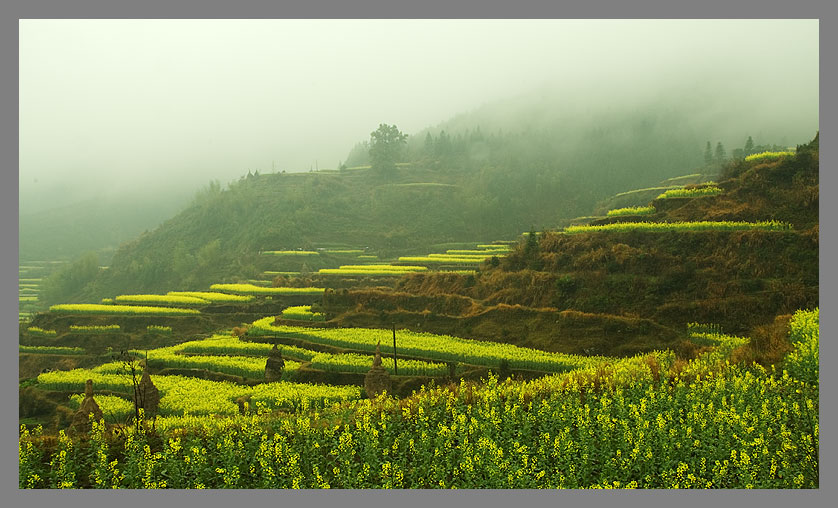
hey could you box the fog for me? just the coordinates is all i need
[19,19,818,215]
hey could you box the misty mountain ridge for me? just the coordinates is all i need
[22,82,816,300]
[19,187,194,262]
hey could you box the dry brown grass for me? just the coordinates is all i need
[730,314,793,367]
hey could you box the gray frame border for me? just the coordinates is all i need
[4,1,831,507]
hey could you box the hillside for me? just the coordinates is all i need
[69,109,726,300]
[19,189,192,262]
[323,134,819,357]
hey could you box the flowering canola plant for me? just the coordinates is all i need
[249,317,601,373]
[19,309,818,489]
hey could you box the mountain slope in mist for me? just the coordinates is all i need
[49,86,816,300]
[19,189,193,262]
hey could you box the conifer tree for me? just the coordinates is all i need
[715,142,727,162]
[744,136,755,155]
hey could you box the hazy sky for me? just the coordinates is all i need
[19,19,818,213]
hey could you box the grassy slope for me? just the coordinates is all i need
[82,149,698,298]
[331,135,819,354]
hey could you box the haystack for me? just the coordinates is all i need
[69,379,104,435]
[133,369,160,418]
[265,344,285,382]
[364,341,391,399]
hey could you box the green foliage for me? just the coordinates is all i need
[656,186,722,199]
[281,305,325,321]
[174,336,317,362]
[262,250,320,257]
[20,333,818,488]
[19,345,85,355]
[745,151,796,162]
[68,324,121,334]
[447,248,511,255]
[744,136,755,155]
[564,220,791,234]
[49,304,200,316]
[83,110,720,296]
[369,124,408,174]
[166,291,254,303]
[40,252,101,305]
[67,394,134,423]
[309,352,447,377]
[319,264,428,276]
[26,327,57,337]
[114,294,211,306]
[715,142,726,162]
[210,284,325,296]
[249,317,599,373]
[397,250,503,265]
[784,308,819,385]
[324,249,364,254]
[147,325,173,335]
[36,369,359,417]
[606,206,655,217]
[137,346,301,380]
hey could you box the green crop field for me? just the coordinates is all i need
[745,150,796,162]
[210,284,325,296]
[115,294,211,306]
[656,186,722,199]
[309,352,448,377]
[167,291,254,302]
[563,220,791,234]
[19,345,85,355]
[49,304,200,316]
[129,346,302,380]
[19,309,818,488]
[319,264,428,276]
[606,206,655,217]
[172,336,318,362]
[261,250,320,257]
[398,256,489,265]
[281,305,325,321]
[26,327,56,337]
[67,394,134,423]
[36,370,360,419]
[69,325,121,334]
[249,317,601,373]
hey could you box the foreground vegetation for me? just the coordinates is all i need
[19,309,818,488]
[16,135,819,489]
[34,370,358,417]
